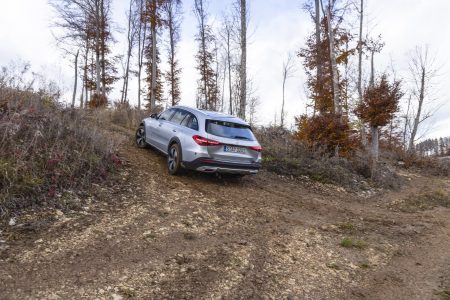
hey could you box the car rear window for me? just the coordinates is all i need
[206,120,255,141]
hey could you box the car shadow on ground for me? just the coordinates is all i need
[140,145,256,186]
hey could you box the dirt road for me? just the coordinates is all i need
[1,130,450,299]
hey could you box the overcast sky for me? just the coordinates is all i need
[0,0,448,139]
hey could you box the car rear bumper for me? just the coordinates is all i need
[183,158,261,174]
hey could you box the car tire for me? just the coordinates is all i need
[168,143,182,175]
[136,125,148,148]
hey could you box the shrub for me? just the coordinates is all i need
[255,126,403,190]
[0,89,121,219]
[109,101,147,129]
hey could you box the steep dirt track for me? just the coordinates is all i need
[1,131,450,299]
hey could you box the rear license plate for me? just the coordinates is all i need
[224,145,246,153]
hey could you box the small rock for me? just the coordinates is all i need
[8,218,16,226]
[34,238,43,244]
[111,293,123,300]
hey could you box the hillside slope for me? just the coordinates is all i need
[1,127,450,299]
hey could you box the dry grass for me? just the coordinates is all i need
[254,126,404,190]
[0,87,123,220]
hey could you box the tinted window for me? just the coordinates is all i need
[159,109,175,121]
[181,113,199,130]
[206,120,255,141]
[170,109,189,124]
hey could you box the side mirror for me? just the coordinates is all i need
[150,113,158,119]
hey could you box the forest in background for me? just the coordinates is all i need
[41,0,446,161]
[1,0,449,218]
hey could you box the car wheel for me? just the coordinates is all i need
[136,125,148,148]
[168,143,182,175]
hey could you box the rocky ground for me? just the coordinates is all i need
[1,127,450,300]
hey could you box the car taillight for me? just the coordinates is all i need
[249,145,263,152]
[192,135,222,146]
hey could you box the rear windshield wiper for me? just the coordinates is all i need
[231,135,251,140]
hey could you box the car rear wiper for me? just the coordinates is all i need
[232,135,251,140]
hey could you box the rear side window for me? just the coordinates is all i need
[159,109,175,121]
[170,109,188,124]
[181,113,199,130]
[206,120,255,141]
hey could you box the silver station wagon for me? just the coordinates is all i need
[136,106,262,175]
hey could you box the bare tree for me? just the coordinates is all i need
[356,0,367,146]
[281,53,295,127]
[94,0,102,95]
[238,0,247,120]
[402,95,412,151]
[143,0,164,111]
[314,0,321,116]
[136,0,147,110]
[50,0,89,107]
[218,13,236,114]
[408,45,439,152]
[149,0,159,110]
[71,49,80,108]
[120,0,138,104]
[163,0,182,106]
[193,0,218,110]
[366,36,384,87]
[248,96,259,126]
[321,0,341,117]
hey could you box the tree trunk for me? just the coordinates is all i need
[370,50,375,86]
[314,0,321,116]
[227,29,233,115]
[199,0,209,109]
[100,0,106,98]
[357,0,367,146]
[121,0,134,104]
[239,0,247,120]
[81,37,89,109]
[137,0,146,111]
[95,0,101,94]
[371,125,379,174]
[150,23,157,111]
[71,49,79,108]
[79,75,84,109]
[214,46,219,111]
[281,79,285,127]
[408,66,426,152]
[169,23,176,106]
[326,6,341,117]
[221,59,226,112]
[403,95,411,151]
[167,2,177,106]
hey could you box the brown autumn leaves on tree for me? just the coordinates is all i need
[48,0,439,167]
[296,1,356,156]
[355,74,403,164]
[295,0,406,169]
